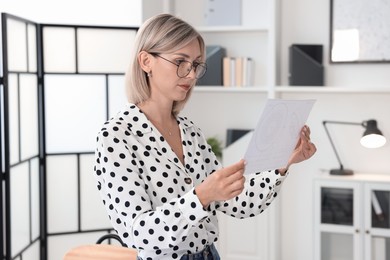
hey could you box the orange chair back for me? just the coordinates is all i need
[63,244,137,260]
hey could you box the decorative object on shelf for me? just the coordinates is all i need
[197,45,225,86]
[322,119,387,175]
[206,136,223,158]
[330,0,390,63]
[204,0,241,26]
[289,44,324,86]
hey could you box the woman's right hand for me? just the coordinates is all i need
[195,159,246,207]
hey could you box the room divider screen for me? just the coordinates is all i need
[0,13,138,260]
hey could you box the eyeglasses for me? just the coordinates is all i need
[151,53,207,79]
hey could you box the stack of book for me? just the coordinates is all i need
[223,57,254,87]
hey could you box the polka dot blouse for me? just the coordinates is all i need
[94,103,288,260]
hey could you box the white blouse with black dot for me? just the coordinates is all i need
[94,103,288,260]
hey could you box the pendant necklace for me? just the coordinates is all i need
[150,118,173,137]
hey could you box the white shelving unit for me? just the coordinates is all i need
[141,0,279,97]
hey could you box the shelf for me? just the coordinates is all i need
[194,86,268,93]
[276,86,390,94]
[315,172,390,183]
[196,26,269,33]
[319,224,356,234]
[194,86,390,94]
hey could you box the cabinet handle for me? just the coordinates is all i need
[355,229,359,233]
[366,230,370,234]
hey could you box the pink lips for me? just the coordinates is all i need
[179,84,191,91]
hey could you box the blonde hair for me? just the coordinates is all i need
[125,14,205,116]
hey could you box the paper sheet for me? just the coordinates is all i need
[244,99,316,174]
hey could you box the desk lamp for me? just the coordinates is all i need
[322,119,386,175]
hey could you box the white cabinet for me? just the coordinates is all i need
[141,0,279,96]
[314,174,390,260]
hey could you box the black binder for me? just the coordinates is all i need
[289,44,324,86]
[197,45,226,86]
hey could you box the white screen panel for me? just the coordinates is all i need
[108,75,127,118]
[19,74,39,160]
[7,18,27,71]
[22,240,40,260]
[31,157,40,240]
[10,162,30,257]
[43,27,76,73]
[48,231,106,260]
[27,24,37,73]
[44,75,106,153]
[77,28,136,73]
[8,73,19,165]
[80,154,111,230]
[47,155,78,233]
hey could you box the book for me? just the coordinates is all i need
[243,57,254,86]
[223,57,231,87]
[235,57,243,87]
[230,57,236,86]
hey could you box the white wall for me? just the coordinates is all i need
[0,0,142,78]
[280,0,390,87]
[0,0,141,26]
[279,1,390,259]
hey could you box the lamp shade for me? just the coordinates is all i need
[360,120,387,148]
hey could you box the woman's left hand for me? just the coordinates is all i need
[280,125,317,173]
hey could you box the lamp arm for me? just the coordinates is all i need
[322,120,362,170]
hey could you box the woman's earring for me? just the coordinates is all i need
[147,71,152,77]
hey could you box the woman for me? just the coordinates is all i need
[94,13,316,260]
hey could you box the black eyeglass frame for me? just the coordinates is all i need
[150,53,207,79]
